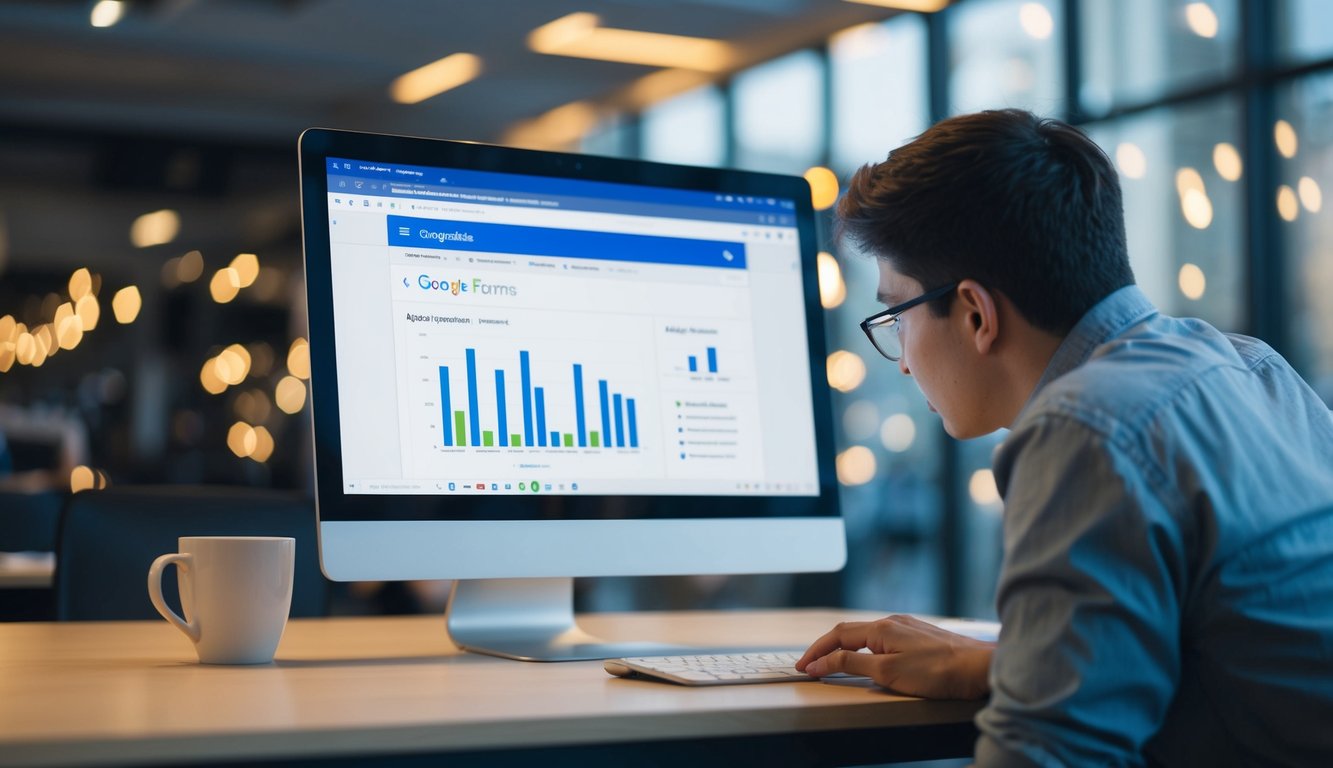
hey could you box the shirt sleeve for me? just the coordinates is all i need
[975,413,1188,767]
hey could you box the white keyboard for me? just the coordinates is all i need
[604,650,814,686]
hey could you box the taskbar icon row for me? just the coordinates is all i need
[436,480,579,494]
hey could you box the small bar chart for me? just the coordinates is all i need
[686,347,719,374]
[438,348,640,450]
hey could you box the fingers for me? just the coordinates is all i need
[795,621,872,670]
[797,615,922,670]
[802,648,887,681]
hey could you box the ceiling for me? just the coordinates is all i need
[0,0,908,147]
[0,0,915,281]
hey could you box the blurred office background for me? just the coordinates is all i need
[0,0,1330,619]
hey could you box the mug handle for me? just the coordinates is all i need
[148,553,200,642]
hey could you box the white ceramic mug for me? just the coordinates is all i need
[147,536,295,664]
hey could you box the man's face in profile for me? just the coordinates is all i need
[875,260,999,440]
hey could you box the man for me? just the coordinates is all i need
[795,109,1333,766]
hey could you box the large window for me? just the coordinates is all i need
[949,0,1064,116]
[830,16,929,173]
[733,51,825,174]
[1279,73,1333,404]
[1276,0,1333,65]
[1080,0,1239,114]
[1086,98,1245,330]
[641,86,726,168]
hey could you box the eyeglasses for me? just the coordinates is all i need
[859,282,959,361]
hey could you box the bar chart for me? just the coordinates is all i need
[437,349,640,450]
[686,347,719,374]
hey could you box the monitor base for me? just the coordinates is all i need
[445,577,695,662]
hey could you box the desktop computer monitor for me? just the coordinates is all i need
[298,128,844,661]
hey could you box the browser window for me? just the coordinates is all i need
[323,158,819,497]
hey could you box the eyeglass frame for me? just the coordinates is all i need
[859,282,960,361]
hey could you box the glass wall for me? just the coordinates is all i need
[733,50,825,174]
[1085,98,1245,329]
[948,0,1064,116]
[1276,0,1333,65]
[830,16,929,173]
[1080,0,1238,114]
[1279,72,1333,403]
[641,86,727,167]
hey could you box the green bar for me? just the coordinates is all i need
[482,431,494,447]
[563,433,574,447]
[590,431,600,447]
[510,433,521,447]
[454,411,466,446]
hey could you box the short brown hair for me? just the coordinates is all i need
[837,109,1134,334]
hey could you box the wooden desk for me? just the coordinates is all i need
[0,610,983,767]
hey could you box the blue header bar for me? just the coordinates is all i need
[387,216,746,270]
[326,156,797,217]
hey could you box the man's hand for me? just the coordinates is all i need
[795,614,994,699]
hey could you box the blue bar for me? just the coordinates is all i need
[465,349,480,447]
[551,431,560,446]
[389,216,746,270]
[627,398,638,448]
[520,351,533,447]
[573,364,587,448]
[613,393,625,448]
[535,387,547,447]
[688,356,697,372]
[707,347,718,373]
[495,370,507,450]
[439,366,452,447]
[598,380,611,449]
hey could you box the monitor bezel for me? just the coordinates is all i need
[298,127,840,524]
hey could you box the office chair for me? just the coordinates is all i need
[0,490,62,551]
[54,485,329,621]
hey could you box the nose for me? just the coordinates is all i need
[898,354,911,377]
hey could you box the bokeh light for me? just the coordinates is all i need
[287,338,311,380]
[804,166,840,211]
[1277,185,1299,222]
[209,268,241,304]
[836,445,876,486]
[1115,142,1146,179]
[227,422,258,458]
[1184,2,1219,38]
[1019,2,1054,40]
[230,253,260,288]
[879,413,917,453]
[112,286,142,323]
[826,349,867,393]
[275,375,307,414]
[1178,263,1207,300]
[130,209,180,248]
[817,251,846,309]
[1213,143,1242,181]
[969,469,1001,508]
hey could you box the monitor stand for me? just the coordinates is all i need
[445,577,697,662]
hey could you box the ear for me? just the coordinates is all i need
[954,279,999,355]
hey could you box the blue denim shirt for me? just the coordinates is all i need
[975,286,1333,767]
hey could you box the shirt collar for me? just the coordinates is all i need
[1023,284,1158,410]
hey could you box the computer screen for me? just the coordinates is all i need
[299,129,844,660]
